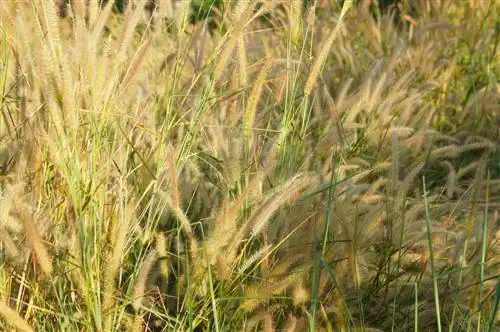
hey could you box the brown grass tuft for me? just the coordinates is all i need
[9,206,53,277]
[132,249,158,312]
[0,301,35,332]
[243,60,273,144]
[284,314,298,332]
[248,173,315,237]
[103,198,136,331]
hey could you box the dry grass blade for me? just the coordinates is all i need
[0,0,498,330]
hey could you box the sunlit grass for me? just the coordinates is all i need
[0,0,498,331]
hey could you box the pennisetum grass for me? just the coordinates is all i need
[0,301,34,332]
[0,0,498,331]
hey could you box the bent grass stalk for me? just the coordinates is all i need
[422,176,442,332]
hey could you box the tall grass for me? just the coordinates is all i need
[0,0,498,331]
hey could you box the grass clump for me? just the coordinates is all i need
[0,0,498,331]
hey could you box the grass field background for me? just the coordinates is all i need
[0,0,498,331]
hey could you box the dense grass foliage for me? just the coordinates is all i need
[0,0,498,331]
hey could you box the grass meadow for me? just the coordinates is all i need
[0,0,499,331]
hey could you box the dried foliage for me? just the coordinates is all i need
[0,0,498,331]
